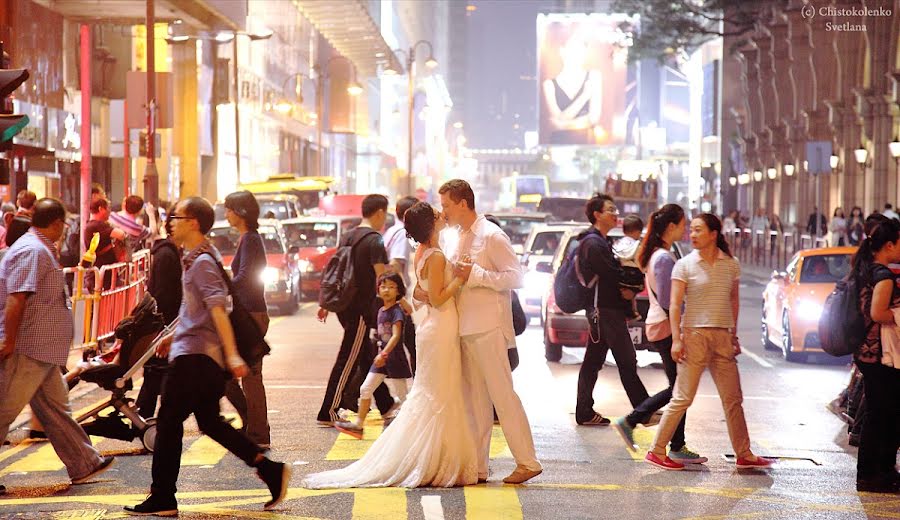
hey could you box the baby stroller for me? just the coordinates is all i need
[74,293,173,452]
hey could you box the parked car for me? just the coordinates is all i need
[208,219,301,315]
[214,194,304,223]
[486,212,550,255]
[538,228,682,362]
[281,215,361,300]
[762,246,856,362]
[519,222,584,320]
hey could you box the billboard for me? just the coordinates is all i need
[537,13,633,146]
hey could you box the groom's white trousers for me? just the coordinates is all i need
[461,328,541,475]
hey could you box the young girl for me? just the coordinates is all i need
[335,272,412,439]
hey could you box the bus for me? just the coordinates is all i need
[240,174,335,213]
[498,175,550,211]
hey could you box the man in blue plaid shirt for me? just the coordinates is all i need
[0,198,115,495]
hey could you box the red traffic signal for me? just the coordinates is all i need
[0,68,28,99]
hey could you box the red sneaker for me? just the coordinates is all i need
[644,451,685,471]
[735,456,774,469]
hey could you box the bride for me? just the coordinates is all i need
[302,202,479,488]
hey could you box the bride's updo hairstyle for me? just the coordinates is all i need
[404,201,437,244]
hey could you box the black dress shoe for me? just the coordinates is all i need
[0,484,6,495]
[124,494,178,516]
[857,477,900,494]
[256,458,291,510]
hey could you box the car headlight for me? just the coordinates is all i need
[796,300,824,321]
[260,267,280,285]
[298,259,314,273]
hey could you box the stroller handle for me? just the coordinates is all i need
[115,318,180,390]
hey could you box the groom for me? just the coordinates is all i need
[437,179,542,484]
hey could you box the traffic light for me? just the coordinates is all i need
[0,68,29,143]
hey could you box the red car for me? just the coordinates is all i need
[208,220,300,314]
[281,216,361,300]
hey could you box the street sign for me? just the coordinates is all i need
[805,141,832,175]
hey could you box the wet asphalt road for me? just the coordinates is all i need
[0,276,897,519]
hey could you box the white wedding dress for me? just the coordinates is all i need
[302,247,479,488]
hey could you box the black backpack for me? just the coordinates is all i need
[553,234,600,313]
[318,229,379,313]
[818,274,866,357]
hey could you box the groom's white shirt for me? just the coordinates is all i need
[441,215,523,345]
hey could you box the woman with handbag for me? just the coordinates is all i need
[612,204,707,465]
[222,190,272,448]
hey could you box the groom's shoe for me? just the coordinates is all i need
[502,466,542,485]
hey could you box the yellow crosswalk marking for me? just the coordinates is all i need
[351,488,407,519]
[0,436,104,476]
[489,425,512,458]
[464,485,523,520]
[181,435,229,467]
[325,413,384,461]
[627,427,655,461]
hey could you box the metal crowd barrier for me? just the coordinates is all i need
[64,249,151,351]
[725,227,830,273]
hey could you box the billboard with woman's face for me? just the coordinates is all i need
[537,13,634,146]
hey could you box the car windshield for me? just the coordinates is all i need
[799,254,850,283]
[283,222,339,248]
[492,216,546,246]
[209,227,284,256]
[214,200,297,221]
[530,231,563,256]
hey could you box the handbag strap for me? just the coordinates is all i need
[199,251,243,307]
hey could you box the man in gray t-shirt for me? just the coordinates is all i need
[125,197,290,516]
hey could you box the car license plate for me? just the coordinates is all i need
[629,327,642,345]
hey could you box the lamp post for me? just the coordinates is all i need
[311,56,363,177]
[385,41,438,195]
[166,28,273,186]
[890,136,900,166]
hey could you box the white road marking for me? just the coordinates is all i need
[742,348,775,368]
[421,495,445,520]
[266,385,327,389]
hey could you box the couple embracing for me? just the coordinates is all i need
[303,180,542,488]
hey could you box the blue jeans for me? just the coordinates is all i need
[0,352,103,479]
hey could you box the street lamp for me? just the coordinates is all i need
[728,176,737,187]
[854,144,869,166]
[890,136,900,164]
[784,163,795,176]
[313,55,363,177]
[830,154,839,170]
[753,170,763,182]
[389,40,439,195]
[766,167,777,180]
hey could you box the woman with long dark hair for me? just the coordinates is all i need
[849,217,900,493]
[848,206,865,246]
[613,204,706,464]
[831,207,848,246]
[646,214,772,471]
[222,190,271,448]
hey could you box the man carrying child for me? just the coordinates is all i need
[574,194,650,427]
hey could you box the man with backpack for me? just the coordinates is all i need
[315,194,397,426]
[570,193,649,426]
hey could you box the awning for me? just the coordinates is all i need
[33,0,239,30]
[294,0,402,78]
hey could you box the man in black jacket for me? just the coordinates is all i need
[575,193,649,426]
[136,211,182,419]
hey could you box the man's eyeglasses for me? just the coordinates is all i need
[167,215,195,221]
[604,207,620,216]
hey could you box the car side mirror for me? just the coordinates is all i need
[536,261,553,274]
[771,270,787,281]
[520,252,531,265]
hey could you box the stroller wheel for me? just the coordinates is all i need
[141,421,158,453]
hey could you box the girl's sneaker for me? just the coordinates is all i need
[669,446,708,464]
[735,456,774,469]
[334,421,364,440]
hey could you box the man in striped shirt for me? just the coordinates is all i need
[109,195,152,254]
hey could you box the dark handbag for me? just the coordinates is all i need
[201,252,271,366]
[511,290,527,336]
